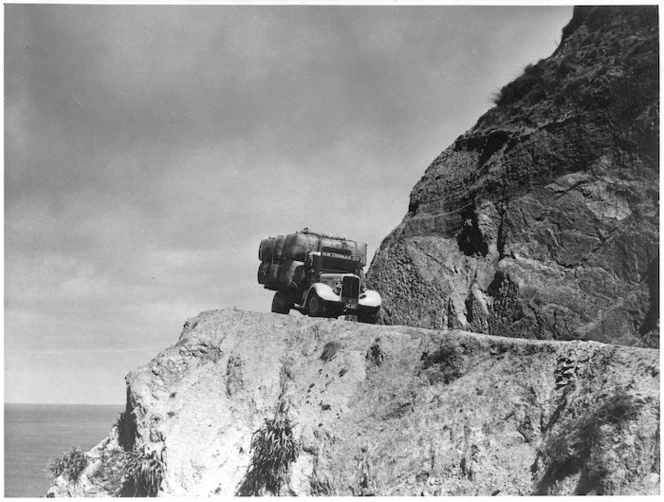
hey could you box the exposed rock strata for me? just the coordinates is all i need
[47,310,659,496]
[366,6,659,347]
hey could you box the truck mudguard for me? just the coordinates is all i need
[310,283,340,303]
[358,290,382,308]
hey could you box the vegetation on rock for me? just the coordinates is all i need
[48,447,88,484]
[536,387,653,494]
[236,414,299,496]
[119,443,166,497]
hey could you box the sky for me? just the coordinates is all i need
[4,3,573,405]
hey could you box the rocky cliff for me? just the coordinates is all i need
[47,309,659,496]
[367,5,659,347]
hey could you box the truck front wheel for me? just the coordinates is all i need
[358,309,379,324]
[307,291,324,317]
[271,291,292,314]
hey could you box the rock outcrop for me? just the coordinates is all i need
[48,309,659,496]
[366,6,659,347]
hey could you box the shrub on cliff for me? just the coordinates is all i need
[47,447,88,484]
[420,344,464,384]
[119,444,165,497]
[492,62,547,106]
[536,388,649,494]
[236,415,299,496]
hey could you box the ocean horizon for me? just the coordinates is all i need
[4,403,124,497]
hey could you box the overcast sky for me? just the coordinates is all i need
[4,4,573,404]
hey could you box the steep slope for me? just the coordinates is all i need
[366,6,659,347]
[48,309,659,496]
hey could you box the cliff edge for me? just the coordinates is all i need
[48,309,659,496]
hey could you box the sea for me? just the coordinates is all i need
[4,403,124,498]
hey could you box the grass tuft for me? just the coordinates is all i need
[236,415,299,496]
[119,444,165,497]
[492,62,546,106]
[320,341,341,362]
[47,447,88,484]
[421,344,464,384]
[536,388,647,494]
[366,338,385,367]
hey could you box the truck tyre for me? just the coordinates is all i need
[271,291,291,314]
[358,310,379,324]
[307,291,324,318]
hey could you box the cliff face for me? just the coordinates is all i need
[48,309,659,496]
[366,6,659,347]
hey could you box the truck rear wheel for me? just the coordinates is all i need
[271,291,291,314]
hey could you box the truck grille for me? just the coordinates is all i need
[341,276,360,300]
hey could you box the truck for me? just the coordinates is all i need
[257,228,381,323]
